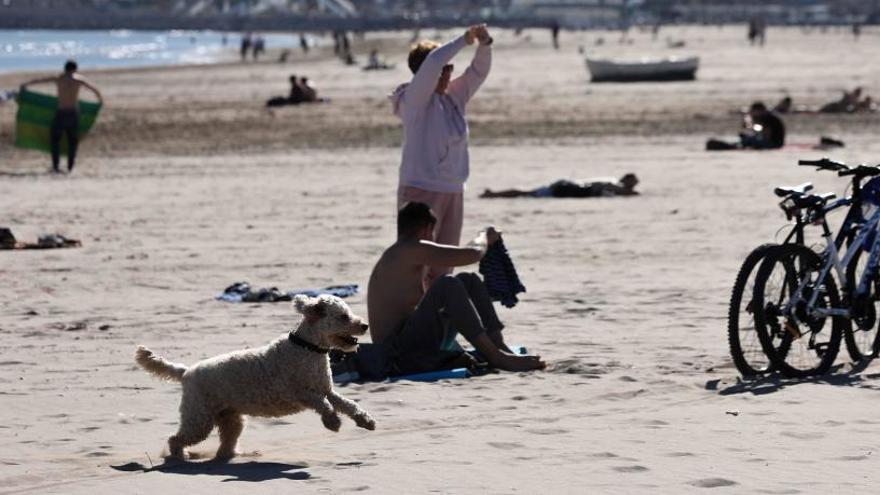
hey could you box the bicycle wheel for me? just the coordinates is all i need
[753,244,842,377]
[844,248,880,361]
[727,244,785,376]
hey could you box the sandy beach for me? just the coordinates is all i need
[2,25,880,494]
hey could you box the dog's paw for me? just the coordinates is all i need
[322,414,342,432]
[355,414,376,431]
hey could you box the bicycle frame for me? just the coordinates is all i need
[794,206,880,320]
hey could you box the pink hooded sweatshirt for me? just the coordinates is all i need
[389,35,492,194]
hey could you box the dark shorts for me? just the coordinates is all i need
[547,180,602,198]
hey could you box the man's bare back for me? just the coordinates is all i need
[56,73,86,110]
[367,238,482,344]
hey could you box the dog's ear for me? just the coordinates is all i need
[293,295,326,324]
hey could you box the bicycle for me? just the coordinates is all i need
[728,158,876,376]
[751,164,880,377]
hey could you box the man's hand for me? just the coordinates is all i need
[465,24,486,45]
[485,226,502,245]
[474,25,492,45]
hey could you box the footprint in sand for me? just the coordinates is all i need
[836,455,870,461]
[487,442,523,450]
[689,478,738,488]
[780,431,825,440]
[665,452,696,457]
[525,428,569,436]
[590,452,619,459]
[613,465,649,473]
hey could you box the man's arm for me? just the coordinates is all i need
[77,77,103,104]
[446,28,492,107]
[20,75,58,89]
[406,227,500,268]
[402,29,474,116]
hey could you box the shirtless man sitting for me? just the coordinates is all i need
[367,202,546,373]
[21,59,103,173]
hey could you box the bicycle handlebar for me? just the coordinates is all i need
[841,166,879,177]
[838,165,880,177]
[798,157,849,171]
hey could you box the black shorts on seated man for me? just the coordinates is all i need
[366,202,546,375]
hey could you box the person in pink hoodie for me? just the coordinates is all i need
[389,24,493,284]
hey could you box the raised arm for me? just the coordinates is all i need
[20,75,58,89]
[447,33,492,107]
[403,33,471,113]
[77,76,103,104]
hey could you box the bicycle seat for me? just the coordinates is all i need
[774,182,814,198]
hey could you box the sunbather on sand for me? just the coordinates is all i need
[480,173,639,198]
[367,202,545,374]
[740,101,785,149]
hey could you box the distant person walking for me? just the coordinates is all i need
[240,32,252,61]
[20,59,103,173]
[252,35,265,60]
[389,24,493,284]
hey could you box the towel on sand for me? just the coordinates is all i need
[479,239,526,308]
[330,344,527,383]
[15,88,102,155]
[216,282,358,303]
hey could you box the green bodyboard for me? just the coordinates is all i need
[14,88,101,155]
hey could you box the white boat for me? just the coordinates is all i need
[585,56,699,82]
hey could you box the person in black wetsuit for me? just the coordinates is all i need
[740,101,785,149]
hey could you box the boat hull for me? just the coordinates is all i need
[586,57,699,83]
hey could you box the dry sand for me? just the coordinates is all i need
[2,25,880,494]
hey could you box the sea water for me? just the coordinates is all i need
[0,29,303,74]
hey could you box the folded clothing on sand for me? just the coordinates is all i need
[216,282,358,303]
[479,239,526,308]
[0,228,82,250]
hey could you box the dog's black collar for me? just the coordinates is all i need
[288,332,330,354]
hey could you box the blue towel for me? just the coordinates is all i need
[479,239,526,308]
[217,282,358,303]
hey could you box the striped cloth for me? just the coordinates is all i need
[14,88,101,155]
[478,239,526,308]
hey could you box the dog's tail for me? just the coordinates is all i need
[135,346,187,382]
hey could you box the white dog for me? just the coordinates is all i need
[135,294,375,460]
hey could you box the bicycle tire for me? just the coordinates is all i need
[844,248,880,361]
[728,243,781,376]
[753,244,842,377]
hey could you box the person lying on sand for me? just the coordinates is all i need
[817,87,877,113]
[367,202,546,374]
[480,173,639,198]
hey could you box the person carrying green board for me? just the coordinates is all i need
[20,60,103,174]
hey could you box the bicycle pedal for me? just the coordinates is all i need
[783,322,802,339]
